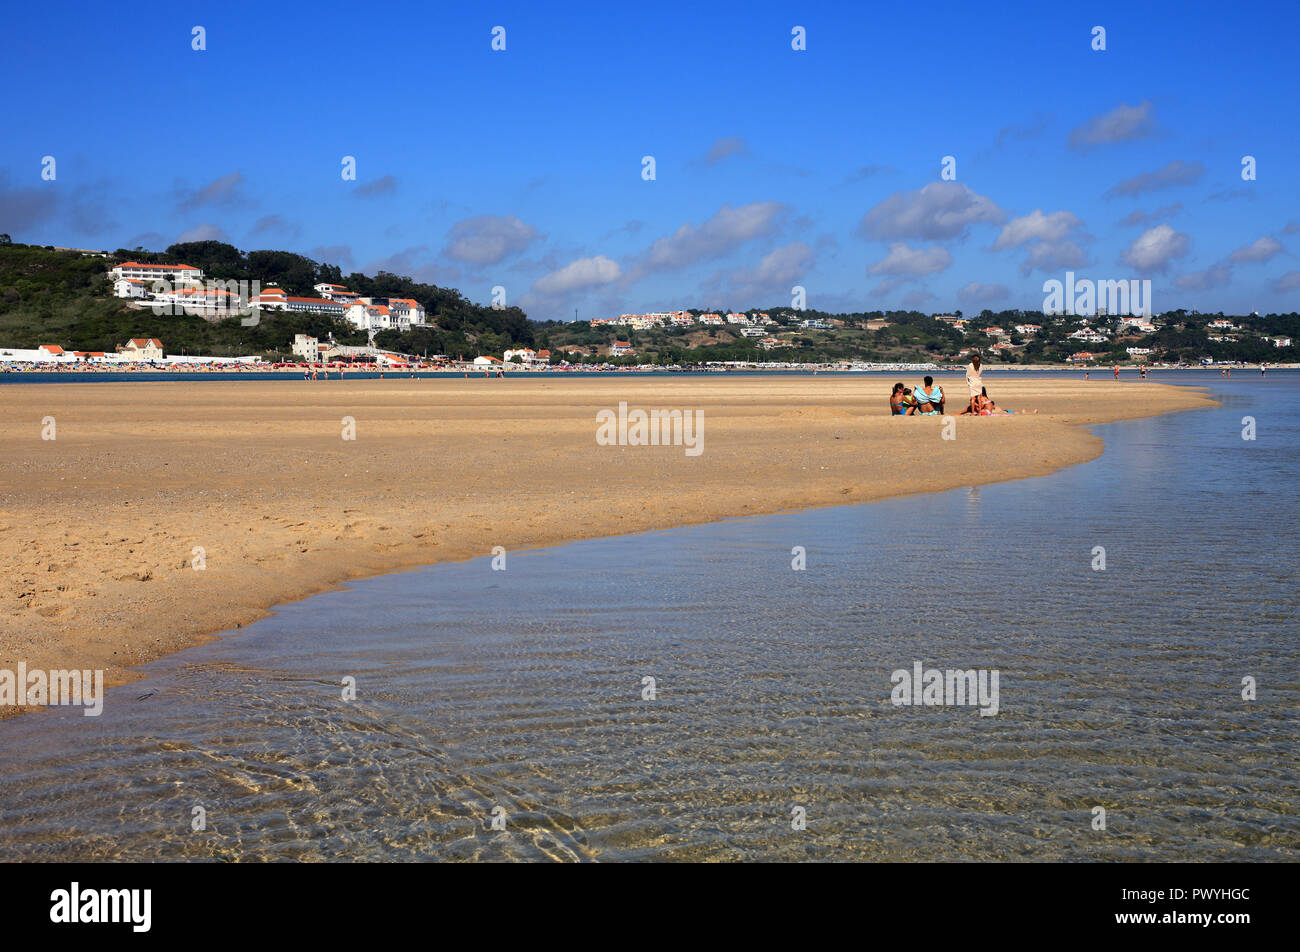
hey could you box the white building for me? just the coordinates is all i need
[1274,337,1292,348]
[1126,347,1153,356]
[1013,324,1041,335]
[504,347,545,365]
[250,288,347,316]
[108,261,203,285]
[292,335,326,360]
[344,297,426,332]
[151,286,245,315]
[113,278,149,299]
[610,340,635,356]
[740,326,766,337]
[386,297,427,326]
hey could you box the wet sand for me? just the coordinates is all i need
[0,376,1213,715]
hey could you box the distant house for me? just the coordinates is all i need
[117,338,164,362]
[313,283,360,304]
[609,340,635,356]
[1013,324,1041,335]
[473,355,503,366]
[1274,337,1293,348]
[1067,351,1097,363]
[504,347,538,364]
[985,326,1006,337]
[113,278,149,299]
[1126,347,1153,356]
[38,344,66,359]
[291,334,321,361]
[343,297,425,332]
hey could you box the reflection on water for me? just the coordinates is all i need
[1,373,1297,861]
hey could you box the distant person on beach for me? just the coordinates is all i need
[1085,370,1090,380]
[1261,363,1267,377]
[965,354,983,401]
[1113,364,1119,380]
[1139,365,1147,379]
[913,376,944,415]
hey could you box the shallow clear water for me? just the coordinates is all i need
[1,372,1296,861]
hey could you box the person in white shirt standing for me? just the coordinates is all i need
[965,353,984,411]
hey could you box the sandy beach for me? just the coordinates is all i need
[0,376,1213,715]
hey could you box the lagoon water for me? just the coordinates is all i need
[1,372,1296,861]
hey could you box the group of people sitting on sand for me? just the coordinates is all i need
[889,354,1037,416]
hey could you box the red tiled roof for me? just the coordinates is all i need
[39,344,64,354]
[118,262,199,271]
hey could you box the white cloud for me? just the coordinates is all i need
[958,282,1010,306]
[1228,236,1283,264]
[1122,224,1191,272]
[992,210,1083,250]
[176,223,229,243]
[177,171,248,211]
[1105,160,1204,198]
[1273,271,1300,293]
[1174,266,1232,291]
[1068,101,1156,151]
[442,215,541,266]
[867,242,952,277]
[532,255,621,295]
[859,182,1004,241]
[729,242,814,287]
[703,136,748,165]
[992,210,1090,275]
[632,201,787,279]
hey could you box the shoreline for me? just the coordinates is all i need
[0,377,1216,720]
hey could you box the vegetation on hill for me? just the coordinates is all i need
[0,238,1295,363]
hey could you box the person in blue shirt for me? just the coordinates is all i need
[912,376,945,415]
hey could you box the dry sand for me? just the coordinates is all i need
[0,375,1213,715]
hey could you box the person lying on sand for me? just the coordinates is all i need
[960,388,1038,415]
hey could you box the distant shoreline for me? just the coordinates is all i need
[1,362,1293,382]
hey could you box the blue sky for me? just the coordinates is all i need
[2,0,1296,318]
